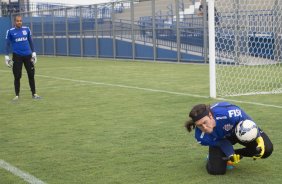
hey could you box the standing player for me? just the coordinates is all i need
[185,102,273,175]
[197,0,220,25]
[5,15,41,100]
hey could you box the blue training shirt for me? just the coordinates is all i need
[5,26,34,56]
[194,102,258,157]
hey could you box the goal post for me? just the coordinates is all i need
[208,0,216,98]
[209,0,282,97]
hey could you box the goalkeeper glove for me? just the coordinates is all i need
[31,52,37,65]
[228,154,241,164]
[253,136,265,159]
[4,55,13,68]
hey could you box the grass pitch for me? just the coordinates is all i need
[0,56,281,184]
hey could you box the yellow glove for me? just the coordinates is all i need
[253,136,265,159]
[229,154,241,164]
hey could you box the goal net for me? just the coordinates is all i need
[209,0,282,97]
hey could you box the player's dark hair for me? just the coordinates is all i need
[185,104,210,132]
[185,120,195,132]
[13,15,21,21]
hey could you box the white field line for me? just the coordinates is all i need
[216,97,282,109]
[36,74,282,109]
[0,160,46,184]
[1,69,281,109]
[37,74,210,98]
[0,83,91,93]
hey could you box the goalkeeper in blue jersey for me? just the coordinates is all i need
[5,15,41,101]
[185,102,273,175]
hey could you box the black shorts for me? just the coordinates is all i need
[12,53,34,76]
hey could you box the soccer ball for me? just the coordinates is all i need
[235,120,258,142]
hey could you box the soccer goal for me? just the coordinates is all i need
[208,0,282,97]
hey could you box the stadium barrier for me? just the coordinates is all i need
[1,0,207,62]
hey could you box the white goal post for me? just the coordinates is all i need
[209,0,282,97]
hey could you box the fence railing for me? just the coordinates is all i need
[10,0,206,62]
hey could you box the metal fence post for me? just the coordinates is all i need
[152,0,156,61]
[112,2,116,59]
[65,8,69,56]
[29,11,34,54]
[203,0,208,63]
[41,16,45,56]
[274,0,281,61]
[52,10,56,56]
[80,6,84,57]
[175,0,181,62]
[10,13,13,27]
[131,0,135,60]
[234,0,240,64]
[95,5,99,58]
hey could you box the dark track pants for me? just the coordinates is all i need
[206,130,273,175]
[12,53,36,96]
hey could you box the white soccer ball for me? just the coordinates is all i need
[235,120,258,142]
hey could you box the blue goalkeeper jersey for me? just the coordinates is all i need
[194,102,256,157]
[5,26,34,56]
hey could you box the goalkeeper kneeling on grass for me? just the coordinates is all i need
[185,102,273,175]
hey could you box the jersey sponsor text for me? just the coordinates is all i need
[228,109,242,118]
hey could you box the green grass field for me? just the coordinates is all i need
[0,56,281,184]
